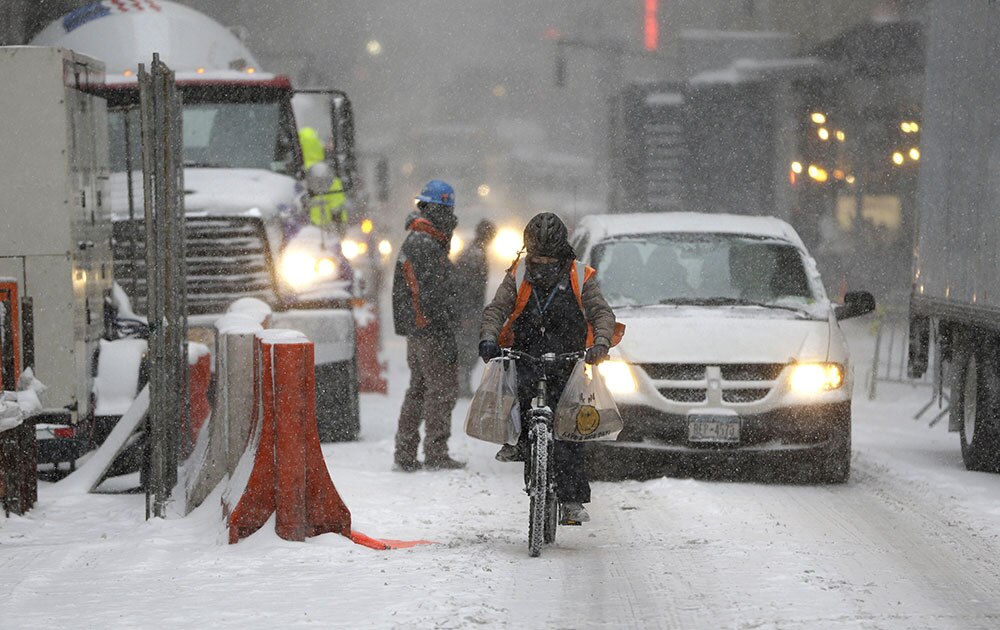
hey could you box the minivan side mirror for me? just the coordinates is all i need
[835,291,876,320]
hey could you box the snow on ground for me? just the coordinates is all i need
[4,321,1000,629]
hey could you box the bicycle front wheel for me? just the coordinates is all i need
[527,426,549,557]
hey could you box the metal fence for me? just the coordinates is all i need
[867,304,949,426]
[138,55,188,519]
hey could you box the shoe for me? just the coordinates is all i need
[393,458,422,472]
[425,456,466,470]
[560,502,590,525]
[495,443,525,462]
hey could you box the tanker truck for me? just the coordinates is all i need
[32,0,361,441]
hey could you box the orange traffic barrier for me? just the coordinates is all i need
[355,305,387,394]
[188,352,212,441]
[226,331,430,548]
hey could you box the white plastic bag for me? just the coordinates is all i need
[464,357,521,445]
[554,360,623,442]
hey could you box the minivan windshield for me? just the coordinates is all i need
[591,233,817,310]
[108,102,297,173]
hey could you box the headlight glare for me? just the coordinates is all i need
[280,251,318,288]
[598,360,637,394]
[317,257,337,277]
[789,363,844,394]
[342,239,362,260]
[280,251,337,288]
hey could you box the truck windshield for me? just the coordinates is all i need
[591,233,816,309]
[108,102,296,173]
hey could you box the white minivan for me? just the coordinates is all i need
[572,213,874,482]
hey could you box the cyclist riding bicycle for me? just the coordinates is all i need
[479,212,619,524]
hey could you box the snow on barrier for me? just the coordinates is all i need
[221,329,431,548]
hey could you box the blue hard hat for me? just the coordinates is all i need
[415,179,455,207]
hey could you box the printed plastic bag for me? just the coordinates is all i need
[465,357,521,445]
[554,360,623,442]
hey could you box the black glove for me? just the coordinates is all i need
[479,340,502,363]
[585,343,609,365]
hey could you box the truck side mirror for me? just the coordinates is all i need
[835,291,876,320]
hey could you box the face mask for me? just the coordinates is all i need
[423,205,457,235]
[528,261,564,290]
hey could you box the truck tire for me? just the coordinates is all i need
[315,358,360,442]
[953,341,1000,472]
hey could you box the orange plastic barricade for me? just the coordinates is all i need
[188,351,212,443]
[226,331,428,548]
[355,305,387,394]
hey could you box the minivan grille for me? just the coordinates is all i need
[639,363,704,381]
[639,363,787,405]
[720,363,786,381]
[113,216,277,316]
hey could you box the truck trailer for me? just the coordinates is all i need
[0,46,112,463]
[907,3,1000,472]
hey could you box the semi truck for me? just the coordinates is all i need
[907,3,1000,472]
[32,0,362,441]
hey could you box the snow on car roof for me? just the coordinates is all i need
[575,212,806,249]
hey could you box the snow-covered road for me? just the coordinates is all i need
[4,321,1000,629]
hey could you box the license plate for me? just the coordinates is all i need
[687,415,741,443]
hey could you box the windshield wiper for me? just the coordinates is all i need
[658,296,810,314]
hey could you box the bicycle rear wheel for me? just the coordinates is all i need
[527,426,549,557]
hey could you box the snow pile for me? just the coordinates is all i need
[93,339,147,416]
[0,369,47,433]
[0,398,21,433]
[227,297,272,324]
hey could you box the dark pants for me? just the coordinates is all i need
[395,333,459,463]
[518,369,591,503]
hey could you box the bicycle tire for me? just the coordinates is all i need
[543,490,558,544]
[528,426,549,557]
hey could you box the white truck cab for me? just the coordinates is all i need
[32,0,362,442]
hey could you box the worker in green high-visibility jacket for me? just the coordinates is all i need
[299,127,347,230]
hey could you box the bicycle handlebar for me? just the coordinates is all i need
[502,349,584,365]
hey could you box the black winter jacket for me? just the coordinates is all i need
[392,218,458,337]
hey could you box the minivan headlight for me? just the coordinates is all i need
[789,363,844,394]
[598,360,637,394]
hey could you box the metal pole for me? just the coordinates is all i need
[137,61,156,520]
[124,107,138,299]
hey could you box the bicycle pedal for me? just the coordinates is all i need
[560,519,583,526]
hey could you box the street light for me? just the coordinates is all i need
[366,40,382,56]
[818,127,830,141]
[892,151,905,165]
[811,112,827,124]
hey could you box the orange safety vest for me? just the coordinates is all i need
[498,259,625,349]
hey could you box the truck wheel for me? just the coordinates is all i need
[815,405,851,484]
[315,358,360,442]
[954,344,1000,472]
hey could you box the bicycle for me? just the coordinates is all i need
[504,349,584,558]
